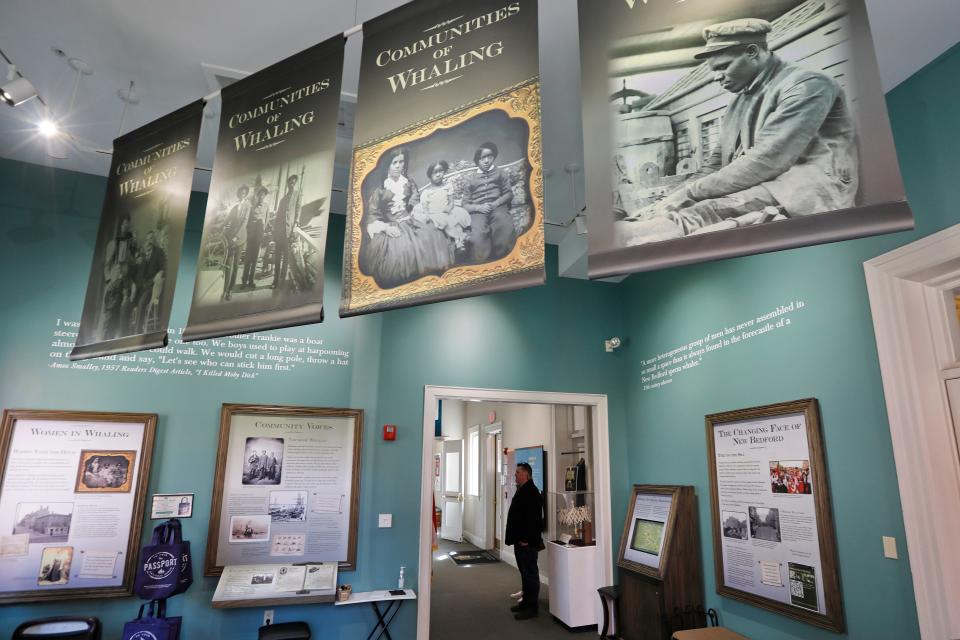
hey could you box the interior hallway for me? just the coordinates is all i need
[429,539,595,639]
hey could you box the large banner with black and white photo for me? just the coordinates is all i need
[182,37,343,341]
[340,0,544,317]
[70,101,203,360]
[580,0,913,278]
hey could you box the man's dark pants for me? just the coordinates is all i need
[514,544,540,610]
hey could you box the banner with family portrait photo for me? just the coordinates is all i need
[580,0,913,278]
[70,101,203,360]
[182,37,344,341]
[340,0,544,317]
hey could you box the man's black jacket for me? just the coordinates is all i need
[505,480,544,546]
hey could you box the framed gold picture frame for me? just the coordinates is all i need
[0,409,156,604]
[204,404,363,576]
[706,399,844,632]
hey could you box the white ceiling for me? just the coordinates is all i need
[1,0,957,242]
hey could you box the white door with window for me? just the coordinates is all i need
[440,439,463,542]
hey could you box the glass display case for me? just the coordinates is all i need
[551,491,595,546]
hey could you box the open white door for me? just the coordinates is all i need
[441,439,463,542]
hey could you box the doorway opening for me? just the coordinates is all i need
[417,387,613,640]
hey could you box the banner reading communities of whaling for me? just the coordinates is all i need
[580,0,913,278]
[182,37,343,342]
[70,101,203,360]
[340,0,544,317]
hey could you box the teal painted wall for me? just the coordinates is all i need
[0,40,956,640]
[0,157,629,638]
[617,44,960,640]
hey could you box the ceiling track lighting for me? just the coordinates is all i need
[0,48,44,107]
[1,73,38,107]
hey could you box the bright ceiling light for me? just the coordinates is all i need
[1,75,38,107]
[37,118,59,137]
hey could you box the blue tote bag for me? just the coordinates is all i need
[134,518,193,599]
[122,600,181,640]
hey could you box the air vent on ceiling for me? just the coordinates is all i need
[201,62,250,94]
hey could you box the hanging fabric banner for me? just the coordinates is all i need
[340,0,544,317]
[70,101,203,360]
[579,0,914,278]
[182,36,344,342]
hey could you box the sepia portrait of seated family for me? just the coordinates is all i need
[359,109,534,289]
[611,0,861,247]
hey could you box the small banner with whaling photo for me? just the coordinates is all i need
[183,36,344,341]
[70,100,203,360]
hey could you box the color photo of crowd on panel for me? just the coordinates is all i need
[357,108,534,290]
[610,0,863,247]
[193,158,327,307]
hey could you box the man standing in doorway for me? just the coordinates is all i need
[505,462,544,620]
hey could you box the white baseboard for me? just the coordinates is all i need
[463,531,483,548]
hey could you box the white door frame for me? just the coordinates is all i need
[482,422,503,551]
[864,223,960,639]
[417,386,613,640]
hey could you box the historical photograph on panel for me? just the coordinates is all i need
[580,0,912,277]
[269,490,306,522]
[721,510,748,541]
[229,515,271,543]
[191,153,329,309]
[74,450,136,493]
[241,437,284,486]
[250,572,275,585]
[70,102,203,360]
[13,503,73,543]
[183,37,344,341]
[37,546,73,586]
[770,460,812,494]
[749,506,782,542]
[356,109,534,290]
[341,0,543,317]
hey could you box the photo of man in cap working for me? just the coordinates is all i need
[617,14,860,242]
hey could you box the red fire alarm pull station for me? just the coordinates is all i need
[383,424,397,441]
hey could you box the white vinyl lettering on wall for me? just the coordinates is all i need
[47,319,350,379]
[639,299,807,392]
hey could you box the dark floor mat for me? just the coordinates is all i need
[449,550,500,565]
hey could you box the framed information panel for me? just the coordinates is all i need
[706,399,844,632]
[0,409,156,604]
[205,404,363,576]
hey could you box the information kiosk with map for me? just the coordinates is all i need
[617,485,703,640]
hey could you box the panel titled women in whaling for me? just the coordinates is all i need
[341,0,544,317]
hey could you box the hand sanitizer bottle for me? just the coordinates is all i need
[398,566,405,590]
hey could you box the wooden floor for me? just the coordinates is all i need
[429,538,596,639]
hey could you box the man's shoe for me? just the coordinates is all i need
[510,604,524,613]
[514,608,538,620]
[510,590,523,599]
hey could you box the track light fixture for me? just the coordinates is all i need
[1,66,38,107]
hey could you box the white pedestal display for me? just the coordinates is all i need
[547,541,599,628]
